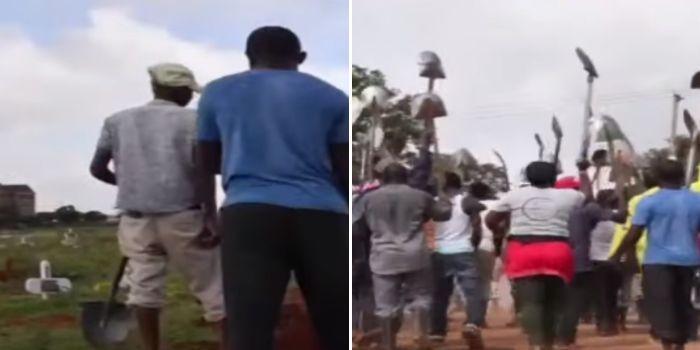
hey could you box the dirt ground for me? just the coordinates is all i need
[3,315,76,329]
[384,306,700,350]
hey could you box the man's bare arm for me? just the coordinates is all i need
[486,211,510,255]
[470,213,482,250]
[609,209,629,224]
[89,148,116,185]
[577,160,594,203]
[330,143,349,202]
[609,225,644,262]
[196,141,222,216]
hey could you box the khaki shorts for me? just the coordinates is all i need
[117,209,224,322]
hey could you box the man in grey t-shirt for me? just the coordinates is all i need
[90,63,225,350]
[358,163,433,350]
[558,161,626,345]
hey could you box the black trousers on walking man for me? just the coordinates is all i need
[220,204,348,350]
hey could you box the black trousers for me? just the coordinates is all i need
[643,265,696,345]
[513,275,567,346]
[220,204,348,350]
[352,261,377,332]
[558,271,594,344]
[592,261,623,332]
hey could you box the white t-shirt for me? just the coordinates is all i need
[588,166,614,197]
[589,220,616,261]
[492,186,585,238]
[434,194,474,254]
[479,199,498,252]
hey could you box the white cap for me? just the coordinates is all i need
[148,63,201,92]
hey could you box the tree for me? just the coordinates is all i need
[616,135,700,198]
[433,152,509,193]
[55,205,81,224]
[35,212,57,224]
[352,65,423,183]
[640,135,694,170]
[352,65,510,191]
[83,211,108,223]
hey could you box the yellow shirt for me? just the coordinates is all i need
[608,187,659,262]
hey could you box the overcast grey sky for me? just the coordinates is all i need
[0,1,347,212]
[353,0,700,180]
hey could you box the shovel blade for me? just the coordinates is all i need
[575,47,598,78]
[81,301,132,348]
[692,71,700,89]
[552,116,563,139]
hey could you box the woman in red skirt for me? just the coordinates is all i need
[486,161,586,350]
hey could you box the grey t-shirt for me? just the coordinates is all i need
[362,184,433,275]
[96,99,198,213]
[492,186,585,238]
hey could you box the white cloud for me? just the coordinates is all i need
[0,7,347,212]
[353,0,700,179]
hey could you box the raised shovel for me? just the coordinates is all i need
[81,257,133,348]
[534,133,545,160]
[552,116,563,168]
[684,110,699,186]
[492,149,510,192]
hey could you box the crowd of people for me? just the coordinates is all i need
[352,129,700,350]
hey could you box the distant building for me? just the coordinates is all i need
[0,184,36,218]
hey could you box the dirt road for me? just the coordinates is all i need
[369,306,700,350]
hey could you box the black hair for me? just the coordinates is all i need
[151,84,193,107]
[592,149,608,162]
[641,168,659,189]
[596,189,616,206]
[654,159,685,186]
[442,172,462,191]
[246,26,302,65]
[382,163,409,184]
[384,131,408,154]
[525,161,557,188]
[469,181,493,200]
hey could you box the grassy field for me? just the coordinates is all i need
[0,226,220,350]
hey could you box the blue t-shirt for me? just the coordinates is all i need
[632,189,700,266]
[197,70,348,214]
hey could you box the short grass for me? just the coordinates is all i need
[0,226,219,350]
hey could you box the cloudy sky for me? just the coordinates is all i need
[353,0,700,182]
[0,0,347,212]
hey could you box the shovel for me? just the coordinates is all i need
[81,257,133,348]
[492,149,510,192]
[551,116,563,168]
[534,133,544,160]
[684,110,699,186]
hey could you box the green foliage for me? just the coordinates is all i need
[352,65,385,97]
[82,211,107,223]
[352,65,423,183]
[54,206,81,225]
[352,65,509,190]
[639,135,695,169]
[433,153,509,193]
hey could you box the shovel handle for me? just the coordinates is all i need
[100,257,129,327]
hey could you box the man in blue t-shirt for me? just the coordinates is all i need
[196,26,348,350]
[611,159,700,350]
